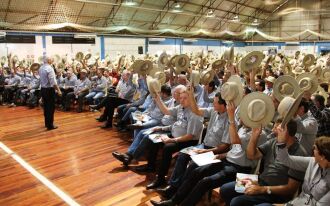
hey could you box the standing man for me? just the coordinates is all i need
[39,57,62,130]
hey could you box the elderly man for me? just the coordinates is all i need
[64,69,91,112]
[3,68,21,106]
[60,69,77,110]
[39,57,62,130]
[85,68,107,105]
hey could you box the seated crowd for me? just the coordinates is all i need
[1,51,330,206]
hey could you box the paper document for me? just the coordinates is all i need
[180,146,198,156]
[191,151,220,166]
[234,173,259,193]
[148,133,168,143]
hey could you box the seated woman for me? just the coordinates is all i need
[275,135,330,206]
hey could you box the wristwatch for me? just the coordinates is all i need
[266,186,272,195]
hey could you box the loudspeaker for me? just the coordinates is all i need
[138,46,143,54]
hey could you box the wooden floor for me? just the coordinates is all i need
[0,106,218,206]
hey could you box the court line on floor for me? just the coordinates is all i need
[0,141,80,206]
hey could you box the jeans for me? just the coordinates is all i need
[127,128,149,158]
[171,160,251,206]
[85,91,105,104]
[133,119,161,139]
[220,181,290,206]
[169,144,212,188]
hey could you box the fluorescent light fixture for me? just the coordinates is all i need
[149,38,166,41]
[245,28,257,33]
[184,39,198,42]
[285,42,299,45]
[0,31,6,36]
[174,2,181,8]
[233,15,240,22]
[172,1,182,12]
[74,34,96,39]
[122,0,138,6]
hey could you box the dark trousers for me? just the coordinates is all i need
[103,96,129,126]
[171,160,251,206]
[41,88,56,129]
[3,86,17,103]
[147,139,198,178]
[61,88,73,107]
[65,91,88,111]
[220,181,289,206]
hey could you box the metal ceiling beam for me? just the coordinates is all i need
[75,2,85,24]
[168,1,189,29]
[103,0,121,27]
[183,0,217,31]
[16,14,40,25]
[127,0,145,25]
[224,0,270,14]
[43,0,58,24]
[4,0,12,22]
[149,0,172,30]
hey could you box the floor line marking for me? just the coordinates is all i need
[0,141,80,206]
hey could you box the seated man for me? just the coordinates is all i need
[15,67,31,105]
[143,88,204,189]
[21,69,40,107]
[91,70,136,128]
[151,101,265,206]
[64,69,91,112]
[155,90,231,199]
[220,119,309,206]
[3,68,21,106]
[85,68,107,105]
[112,85,185,165]
[60,69,77,110]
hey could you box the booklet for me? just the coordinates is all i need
[143,128,155,135]
[148,133,168,143]
[191,151,220,166]
[234,173,259,193]
[132,112,151,122]
[180,146,198,156]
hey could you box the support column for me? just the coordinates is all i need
[100,35,105,60]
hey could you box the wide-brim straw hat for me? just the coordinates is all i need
[146,76,161,95]
[281,63,294,75]
[240,92,275,128]
[200,69,215,85]
[295,51,300,59]
[273,75,301,101]
[158,52,169,69]
[174,54,190,74]
[302,54,315,68]
[296,73,318,94]
[279,92,304,128]
[168,55,178,68]
[239,51,265,73]
[211,59,226,71]
[131,60,153,76]
[84,52,92,60]
[30,63,40,71]
[223,47,234,63]
[149,66,166,85]
[310,64,322,78]
[75,52,84,61]
[190,70,200,86]
[220,75,243,107]
[320,68,330,83]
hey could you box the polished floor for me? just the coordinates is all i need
[0,106,219,206]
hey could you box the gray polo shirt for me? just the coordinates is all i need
[226,127,266,168]
[74,77,91,93]
[258,138,307,186]
[168,105,204,139]
[202,108,230,147]
[295,113,318,155]
[63,74,77,88]
[39,64,57,88]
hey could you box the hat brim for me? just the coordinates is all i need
[240,92,275,128]
[302,54,315,68]
[146,76,161,95]
[200,69,215,85]
[281,91,304,128]
[174,54,190,74]
[273,75,301,101]
[320,68,330,82]
[158,52,169,69]
[239,51,264,73]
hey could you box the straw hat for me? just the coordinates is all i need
[84,52,92,60]
[149,66,166,85]
[190,70,200,86]
[296,73,318,94]
[273,75,301,101]
[132,60,153,76]
[174,54,190,74]
[168,55,178,68]
[80,69,88,73]
[239,92,275,128]
[295,51,300,59]
[302,54,315,68]
[223,47,234,63]
[12,55,19,64]
[146,76,161,95]
[310,64,322,78]
[200,69,215,85]
[30,63,40,72]
[265,76,276,83]
[239,51,265,73]
[281,62,293,75]
[75,52,84,61]
[320,68,330,82]
[158,52,169,69]
[211,59,226,71]
[279,92,304,128]
[220,75,243,106]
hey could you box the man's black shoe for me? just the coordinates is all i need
[150,199,175,206]
[133,164,155,173]
[156,185,177,199]
[146,176,166,190]
[47,126,58,131]
[112,152,131,166]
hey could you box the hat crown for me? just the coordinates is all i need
[248,99,266,122]
[221,82,238,101]
[280,83,295,96]
[278,96,294,117]
[299,77,312,90]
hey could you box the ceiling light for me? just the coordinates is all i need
[174,2,181,9]
[0,31,6,37]
[206,10,215,18]
[251,19,259,26]
[233,15,240,22]
[122,0,138,6]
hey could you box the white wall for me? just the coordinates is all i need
[104,37,145,61]
[148,44,180,56]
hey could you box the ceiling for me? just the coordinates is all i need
[0,0,329,41]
